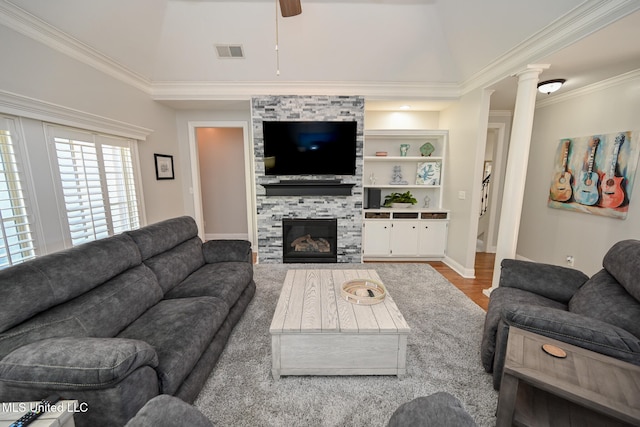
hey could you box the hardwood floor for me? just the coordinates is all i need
[427,252,494,311]
[253,252,494,311]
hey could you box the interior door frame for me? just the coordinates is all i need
[187,120,257,248]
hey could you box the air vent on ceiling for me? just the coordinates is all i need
[215,44,244,59]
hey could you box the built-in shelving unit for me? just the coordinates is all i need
[362,129,449,260]
[363,129,447,209]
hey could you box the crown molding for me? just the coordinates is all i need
[460,0,640,94]
[0,90,153,140]
[0,0,151,93]
[3,0,638,104]
[536,68,640,109]
[150,80,462,101]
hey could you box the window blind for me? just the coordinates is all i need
[49,126,141,246]
[0,117,36,267]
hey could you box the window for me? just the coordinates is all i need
[48,125,141,246]
[0,116,37,267]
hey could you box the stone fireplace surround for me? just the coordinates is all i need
[252,95,364,263]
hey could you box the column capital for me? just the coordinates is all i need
[514,64,551,79]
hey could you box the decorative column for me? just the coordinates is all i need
[484,65,549,295]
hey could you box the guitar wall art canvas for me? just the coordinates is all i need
[548,131,640,219]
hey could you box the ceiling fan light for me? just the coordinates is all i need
[279,0,302,17]
[537,79,566,94]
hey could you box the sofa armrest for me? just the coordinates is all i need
[502,304,640,365]
[202,239,252,264]
[499,259,589,303]
[125,395,213,427]
[0,337,158,390]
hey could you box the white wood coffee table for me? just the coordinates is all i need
[269,269,410,379]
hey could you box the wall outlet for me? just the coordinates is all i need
[566,255,575,267]
[458,191,466,200]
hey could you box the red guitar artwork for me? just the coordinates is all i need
[599,133,626,208]
[574,136,600,206]
[549,139,573,202]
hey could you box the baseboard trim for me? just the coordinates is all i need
[442,256,475,278]
[205,233,249,241]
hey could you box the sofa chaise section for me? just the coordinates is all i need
[0,216,255,426]
[0,234,163,426]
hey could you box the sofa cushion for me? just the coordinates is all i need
[143,237,206,293]
[602,239,640,302]
[117,297,229,395]
[569,269,640,339]
[126,216,199,261]
[481,286,567,372]
[0,265,163,360]
[503,304,640,366]
[164,262,253,307]
[0,234,141,333]
[0,337,157,389]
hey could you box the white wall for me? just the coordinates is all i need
[518,72,640,276]
[439,88,493,276]
[0,24,184,234]
[365,111,440,130]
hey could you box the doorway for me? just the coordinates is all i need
[188,121,256,247]
[477,122,506,253]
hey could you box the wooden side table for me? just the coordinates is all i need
[0,400,78,427]
[496,327,640,426]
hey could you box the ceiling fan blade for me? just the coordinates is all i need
[279,0,302,17]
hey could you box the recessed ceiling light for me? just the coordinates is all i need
[537,79,566,94]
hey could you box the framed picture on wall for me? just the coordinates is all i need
[154,154,174,180]
[547,130,640,219]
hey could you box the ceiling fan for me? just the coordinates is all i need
[279,0,302,17]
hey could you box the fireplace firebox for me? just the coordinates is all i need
[282,218,338,263]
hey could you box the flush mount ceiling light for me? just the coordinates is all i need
[537,79,566,94]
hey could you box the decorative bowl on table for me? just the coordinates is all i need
[341,279,387,305]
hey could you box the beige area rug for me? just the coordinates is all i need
[195,263,498,426]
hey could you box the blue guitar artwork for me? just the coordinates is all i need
[574,136,600,206]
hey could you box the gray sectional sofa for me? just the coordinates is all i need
[0,216,255,426]
[481,239,640,389]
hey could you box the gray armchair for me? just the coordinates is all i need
[481,239,640,389]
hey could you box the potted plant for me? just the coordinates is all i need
[383,191,417,208]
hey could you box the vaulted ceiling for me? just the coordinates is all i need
[4,0,640,110]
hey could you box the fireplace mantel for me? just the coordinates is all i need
[261,180,355,196]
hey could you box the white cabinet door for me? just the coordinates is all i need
[418,221,448,256]
[363,220,391,256]
[390,221,419,256]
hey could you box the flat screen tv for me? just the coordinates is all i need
[262,121,357,176]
